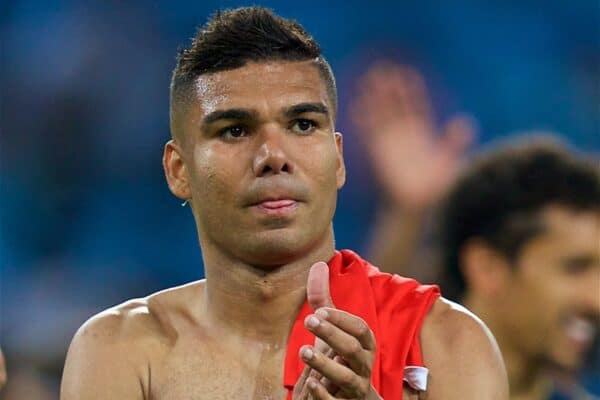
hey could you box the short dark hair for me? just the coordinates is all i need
[170,6,337,136]
[439,136,600,301]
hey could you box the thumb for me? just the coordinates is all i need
[307,261,335,311]
[441,114,476,158]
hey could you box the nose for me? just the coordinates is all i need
[585,281,600,317]
[252,128,294,177]
[579,268,600,317]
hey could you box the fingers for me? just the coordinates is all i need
[441,114,476,157]
[293,363,313,398]
[305,377,336,399]
[350,61,434,136]
[321,355,346,394]
[312,308,376,351]
[365,62,431,123]
[293,342,337,398]
[309,345,340,394]
[300,345,369,397]
[304,309,375,377]
[307,262,334,311]
[307,344,336,382]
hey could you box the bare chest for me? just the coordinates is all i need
[149,338,288,400]
[149,348,421,400]
[144,331,423,400]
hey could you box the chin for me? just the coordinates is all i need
[242,236,312,267]
[547,348,586,372]
[226,222,332,267]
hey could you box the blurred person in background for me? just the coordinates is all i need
[60,7,507,400]
[350,61,599,399]
[438,138,600,400]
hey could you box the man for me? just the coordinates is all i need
[439,138,600,399]
[61,7,507,399]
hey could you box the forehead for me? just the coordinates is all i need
[534,206,599,252]
[514,206,599,279]
[542,206,599,234]
[193,61,330,115]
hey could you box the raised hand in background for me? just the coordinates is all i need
[350,62,474,276]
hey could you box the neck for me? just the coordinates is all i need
[202,228,336,346]
[463,294,552,400]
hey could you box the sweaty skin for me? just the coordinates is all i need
[61,61,507,399]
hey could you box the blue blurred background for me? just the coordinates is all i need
[1,0,598,397]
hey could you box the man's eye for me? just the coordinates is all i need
[291,119,316,134]
[220,126,247,139]
[562,258,593,276]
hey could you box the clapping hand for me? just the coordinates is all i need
[292,262,382,400]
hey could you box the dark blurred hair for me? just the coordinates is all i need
[439,136,600,301]
[170,6,337,131]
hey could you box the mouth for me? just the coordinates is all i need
[253,198,299,216]
[563,316,596,349]
[258,199,297,208]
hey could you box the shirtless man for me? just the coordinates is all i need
[61,7,507,399]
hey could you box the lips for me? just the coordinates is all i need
[563,316,596,347]
[244,179,308,212]
[252,198,299,217]
[258,199,297,209]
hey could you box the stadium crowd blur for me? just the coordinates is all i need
[1,1,598,399]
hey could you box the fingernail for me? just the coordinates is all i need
[308,379,317,389]
[306,315,320,329]
[316,308,329,320]
[302,347,314,360]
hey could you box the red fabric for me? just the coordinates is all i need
[284,250,440,399]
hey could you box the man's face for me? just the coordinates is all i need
[497,206,600,370]
[168,61,345,267]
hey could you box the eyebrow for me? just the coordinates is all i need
[563,255,596,266]
[284,102,329,118]
[201,102,329,129]
[201,108,258,128]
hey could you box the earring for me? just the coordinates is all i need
[181,199,189,207]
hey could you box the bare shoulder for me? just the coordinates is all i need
[61,297,154,399]
[77,301,152,349]
[419,298,508,400]
[61,280,205,400]
[421,297,495,348]
[73,280,201,345]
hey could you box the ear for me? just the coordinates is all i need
[163,139,191,200]
[334,132,346,189]
[460,239,511,299]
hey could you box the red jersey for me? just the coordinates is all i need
[284,249,440,399]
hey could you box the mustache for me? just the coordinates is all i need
[242,176,310,206]
[573,311,600,325]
